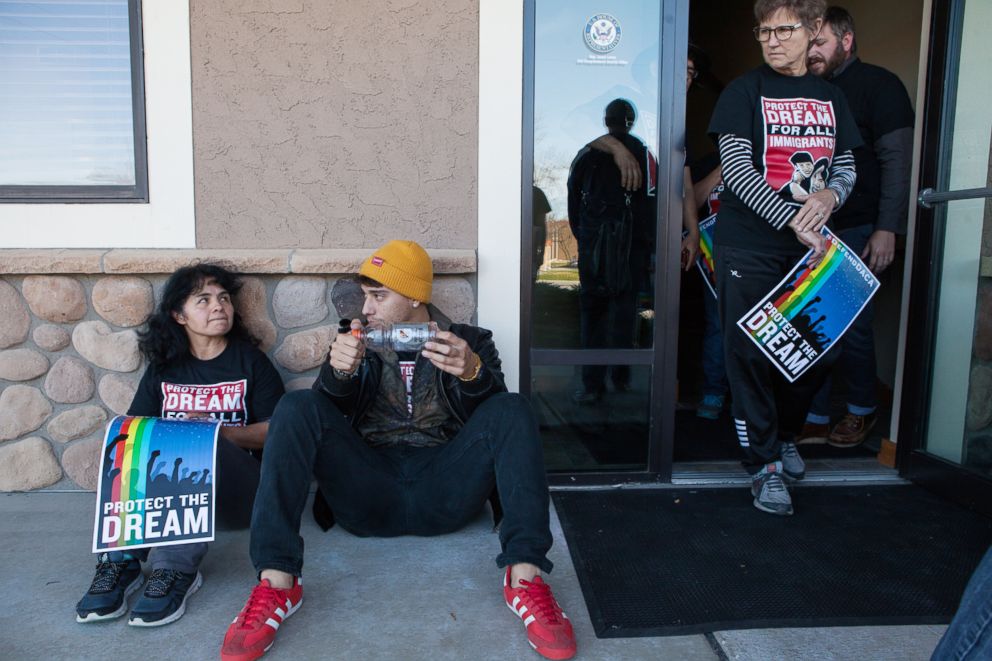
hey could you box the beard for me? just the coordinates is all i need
[809,40,847,77]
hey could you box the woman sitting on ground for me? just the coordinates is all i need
[75,263,285,627]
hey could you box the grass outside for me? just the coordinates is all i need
[537,267,579,283]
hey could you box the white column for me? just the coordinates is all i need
[477,0,524,391]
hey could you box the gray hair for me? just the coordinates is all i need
[753,0,826,32]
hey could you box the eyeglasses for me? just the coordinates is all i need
[686,67,699,80]
[753,22,803,42]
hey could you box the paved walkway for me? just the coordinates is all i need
[1,492,945,661]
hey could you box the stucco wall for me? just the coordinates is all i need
[190,0,479,249]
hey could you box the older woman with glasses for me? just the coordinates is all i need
[706,0,861,516]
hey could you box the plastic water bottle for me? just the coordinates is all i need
[340,319,439,352]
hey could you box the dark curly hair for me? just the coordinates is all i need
[138,263,257,367]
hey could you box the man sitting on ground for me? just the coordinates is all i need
[221,240,576,661]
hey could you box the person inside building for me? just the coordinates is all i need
[75,263,285,626]
[684,44,733,422]
[800,5,915,448]
[707,0,861,515]
[221,240,576,661]
[691,148,730,420]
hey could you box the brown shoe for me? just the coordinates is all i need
[828,413,877,448]
[796,422,830,445]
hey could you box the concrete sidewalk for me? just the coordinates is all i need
[1,492,945,661]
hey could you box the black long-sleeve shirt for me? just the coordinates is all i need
[708,65,862,254]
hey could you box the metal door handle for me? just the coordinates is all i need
[918,186,992,209]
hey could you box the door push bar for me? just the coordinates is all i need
[918,186,992,209]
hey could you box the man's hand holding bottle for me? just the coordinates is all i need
[330,319,366,376]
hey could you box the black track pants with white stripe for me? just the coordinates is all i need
[715,245,840,474]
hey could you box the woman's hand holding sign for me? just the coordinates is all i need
[791,189,835,233]
[789,220,828,269]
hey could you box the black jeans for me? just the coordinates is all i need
[249,390,553,577]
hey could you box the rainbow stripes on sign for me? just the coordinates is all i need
[743,235,846,343]
[104,415,155,548]
[770,235,844,322]
[698,223,715,276]
[694,214,718,298]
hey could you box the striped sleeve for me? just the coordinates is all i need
[826,149,856,208]
[717,134,796,230]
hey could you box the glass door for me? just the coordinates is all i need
[522,0,688,481]
[900,0,992,514]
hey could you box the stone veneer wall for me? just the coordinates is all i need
[0,249,476,493]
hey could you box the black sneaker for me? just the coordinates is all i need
[127,569,202,627]
[76,553,144,623]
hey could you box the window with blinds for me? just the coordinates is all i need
[0,0,147,201]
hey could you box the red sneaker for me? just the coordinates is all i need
[503,568,577,660]
[221,578,303,661]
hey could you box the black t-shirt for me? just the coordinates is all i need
[690,151,723,217]
[708,64,862,254]
[128,338,285,428]
[828,59,914,230]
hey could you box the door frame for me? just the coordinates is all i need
[519,0,690,485]
[898,0,992,516]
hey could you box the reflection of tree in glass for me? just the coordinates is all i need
[534,112,572,213]
[547,218,577,265]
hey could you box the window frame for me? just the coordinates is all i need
[0,0,149,203]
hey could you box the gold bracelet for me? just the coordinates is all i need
[458,353,483,382]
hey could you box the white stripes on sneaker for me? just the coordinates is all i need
[508,594,568,628]
[509,596,535,629]
[735,418,750,448]
[260,597,296,632]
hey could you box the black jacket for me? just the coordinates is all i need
[313,310,507,427]
[310,307,507,530]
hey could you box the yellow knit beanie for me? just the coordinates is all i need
[358,240,433,303]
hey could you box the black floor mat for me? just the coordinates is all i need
[553,485,992,637]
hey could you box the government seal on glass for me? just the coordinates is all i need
[584,14,621,53]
